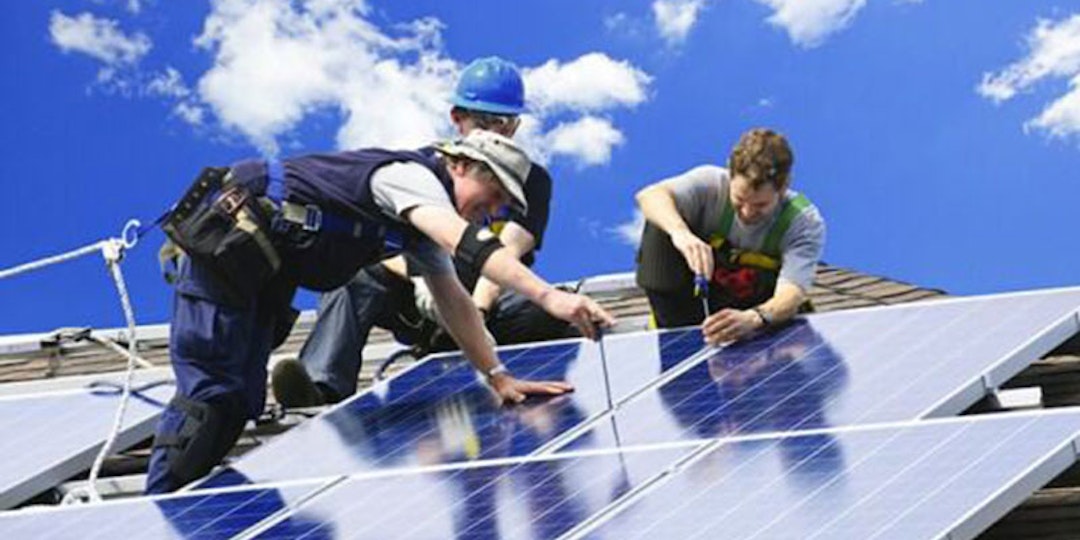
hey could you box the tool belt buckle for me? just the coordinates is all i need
[218,187,248,216]
[302,204,322,232]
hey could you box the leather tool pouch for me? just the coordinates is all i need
[162,167,281,307]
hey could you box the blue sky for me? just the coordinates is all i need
[1,0,1078,335]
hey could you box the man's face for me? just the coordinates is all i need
[729,174,783,225]
[452,110,520,138]
[452,162,511,223]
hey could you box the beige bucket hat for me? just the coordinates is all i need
[434,129,530,214]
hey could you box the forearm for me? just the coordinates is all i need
[758,280,806,325]
[637,185,692,235]
[427,274,502,374]
[477,248,552,305]
[471,277,503,312]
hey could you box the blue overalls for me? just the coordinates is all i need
[146,149,456,493]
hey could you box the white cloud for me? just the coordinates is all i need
[546,116,626,166]
[611,210,646,247]
[51,1,651,166]
[524,53,652,114]
[979,14,1080,139]
[754,0,867,48]
[146,67,190,98]
[652,0,706,46]
[49,11,151,66]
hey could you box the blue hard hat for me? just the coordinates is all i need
[451,57,525,115]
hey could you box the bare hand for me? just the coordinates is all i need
[539,289,616,340]
[670,229,713,278]
[703,308,763,345]
[490,373,574,404]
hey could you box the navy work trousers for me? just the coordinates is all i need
[145,257,297,494]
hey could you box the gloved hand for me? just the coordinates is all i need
[412,277,496,347]
[412,277,440,323]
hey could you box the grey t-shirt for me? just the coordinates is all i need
[660,165,826,291]
[370,162,456,276]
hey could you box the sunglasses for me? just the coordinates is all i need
[470,111,520,132]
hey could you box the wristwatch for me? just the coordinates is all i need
[484,364,509,382]
[751,306,773,328]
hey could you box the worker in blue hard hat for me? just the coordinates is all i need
[635,128,826,345]
[272,56,577,408]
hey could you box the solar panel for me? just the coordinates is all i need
[573,409,1080,540]
[0,375,174,509]
[552,288,1080,452]
[248,446,698,539]
[200,328,707,488]
[5,288,1080,537]
[0,479,331,539]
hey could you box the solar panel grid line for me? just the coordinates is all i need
[229,441,710,539]
[797,421,994,540]
[838,300,1028,424]
[930,424,1080,540]
[205,329,706,489]
[532,329,709,456]
[636,399,924,540]
[861,416,1071,540]
[560,408,1080,540]
[230,476,349,540]
[722,426,910,540]
[557,414,916,540]
[582,310,879,451]
[917,302,1080,419]
[789,291,1080,431]
[0,478,336,539]
[193,343,578,490]
[664,320,856,446]
[809,414,1080,540]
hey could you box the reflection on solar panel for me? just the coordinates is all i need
[4,288,1080,539]
[558,288,1080,453]
[0,377,173,509]
[577,410,1080,540]
[7,411,1075,540]
[201,328,706,488]
[0,479,330,538]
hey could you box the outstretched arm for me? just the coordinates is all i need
[424,271,572,403]
[408,205,614,339]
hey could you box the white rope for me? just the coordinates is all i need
[0,219,153,506]
[0,241,109,281]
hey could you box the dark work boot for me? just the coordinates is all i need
[271,358,326,408]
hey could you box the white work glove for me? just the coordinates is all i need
[412,277,496,346]
[412,277,441,323]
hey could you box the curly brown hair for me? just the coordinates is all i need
[728,128,794,191]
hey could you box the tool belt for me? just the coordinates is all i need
[162,167,281,307]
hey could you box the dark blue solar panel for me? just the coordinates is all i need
[566,289,1080,451]
[202,329,704,488]
[0,380,174,509]
[0,480,326,539]
[251,446,696,539]
[584,410,1080,540]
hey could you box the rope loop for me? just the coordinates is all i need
[121,219,142,250]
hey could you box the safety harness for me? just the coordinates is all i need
[706,193,811,308]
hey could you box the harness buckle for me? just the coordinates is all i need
[218,187,248,216]
[302,205,323,232]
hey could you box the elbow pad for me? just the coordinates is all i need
[456,223,504,271]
